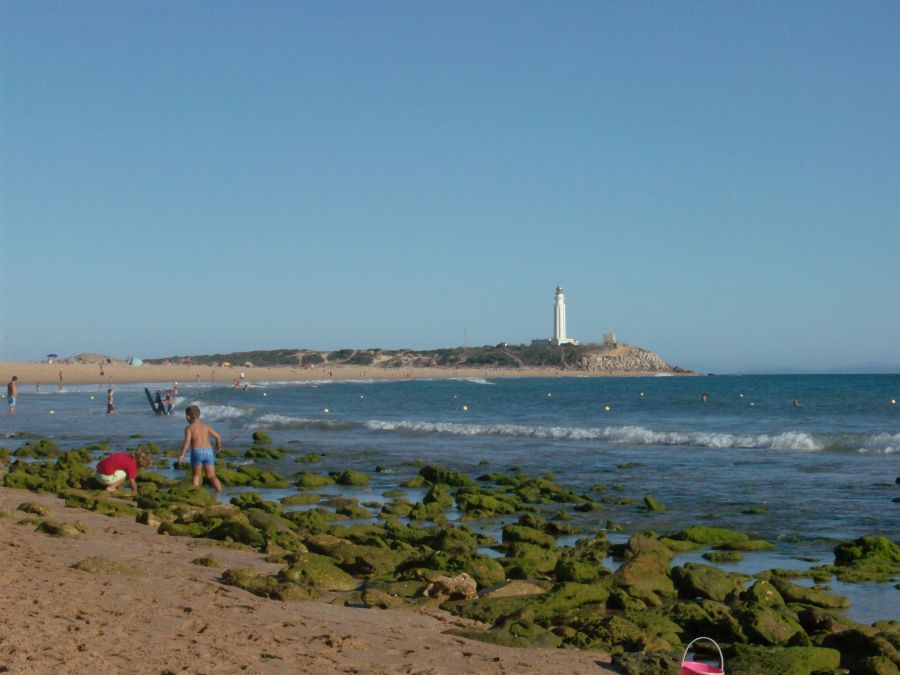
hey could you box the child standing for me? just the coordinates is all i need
[178,404,223,492]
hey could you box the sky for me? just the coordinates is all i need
[1,2,898,373]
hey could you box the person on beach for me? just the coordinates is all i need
[95,448,152,493]
[58,369,63,391]
[106,388,116,415]
[7,376,18,413]
[178,404,223,492]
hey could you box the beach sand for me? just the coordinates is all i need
[0,487,614,674]
[0,360,658,388]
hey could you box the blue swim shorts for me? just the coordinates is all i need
[7,395,15,407]
[190,447,216,467]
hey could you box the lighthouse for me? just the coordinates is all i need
[551,286,578,345]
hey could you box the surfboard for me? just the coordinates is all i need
[145,388,160,414]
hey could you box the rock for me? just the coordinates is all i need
[832,535,900,582]
[734,603,808,646]
[191,555,221,567]
[136,510,162,528]
[611,651,681,675]
[820,628,900,673]
[611,554,676,607]
[769,576,850,609]
[17,501,49,516]
[502,542,560,579]
[703,550,743,563]
[279,552,358,591]
[422,572,478,600]
[479,580,548,599]
[672,562,750,602]
[36,520,84,537]
[251,431,272,445]
[502,524,555,548]
[644,495,666,512]
[419,465,472,487]
[727,644,841,675]
[329,470,370,486]
[295,472,335,489]
[72,556,133,574]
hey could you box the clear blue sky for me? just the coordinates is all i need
[2,2,898,373]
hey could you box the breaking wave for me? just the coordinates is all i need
[247,413,355,431]
[362,420,899,453]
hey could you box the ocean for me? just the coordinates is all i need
[3,373,898,622]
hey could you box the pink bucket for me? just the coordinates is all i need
[681,637,725,675]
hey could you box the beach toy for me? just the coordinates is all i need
[681,637,724,675]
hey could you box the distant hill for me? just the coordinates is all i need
[145,343,689,374]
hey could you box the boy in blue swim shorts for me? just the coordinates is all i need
[178,404,223,492]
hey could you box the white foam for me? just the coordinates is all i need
[196,403,249,421]
[363,419,831,452]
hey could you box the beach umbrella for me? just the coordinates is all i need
[47,354,58,359]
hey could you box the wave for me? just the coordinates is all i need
[197,404,250,421]
[247,413,355,431]
[362,420,899,453]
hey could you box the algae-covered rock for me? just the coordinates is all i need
[335,503,373,519]
[295,471,335,489]
[245,446,285,459]
[37,520,85,537]
[280,492,323,506]
[191,555,221,567]
[727,644,841,675]
[305,533,413,577]
[448,619,562,649]
[360,588,412,610]
[207,519,266,548]
[703,550,743,563]
[17,501,49,516]
[832,535,900,582]
[741,579,786,607]
[480,580,549,599]
[611,553,676,607]
[419,465,472,487]
[611,651,681,675]
[72,556,133,574]
[280,552,358,591]
[671,562,750,602]
[769,576,850,609]
[329,470,370,486]
[502,524,555,548]
[455,489,522,518]
[820,628,900,673]
[251,431,272,445]
[664,599,746,643]
[502,542,560,579]
[644,495,666,512]
[734,602,808,646]
[672,525,772,551]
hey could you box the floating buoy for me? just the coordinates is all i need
[323,408,330,413]
[49,410,55,414]
[640,392,645,397]
[90,396,94,400]
[892,399,896,405]
[262,392,267,397]
[360,395,365,399]
[604,405,611,412]
[547,393,552,397]
[739,393,744,398]
[462,405,468,411]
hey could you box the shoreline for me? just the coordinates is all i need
[0,360,689,387]
[0,486,614,674]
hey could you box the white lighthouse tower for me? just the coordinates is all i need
[551,286,578,345]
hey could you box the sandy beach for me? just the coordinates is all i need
[0,360,660,388]
[0,487,614,674]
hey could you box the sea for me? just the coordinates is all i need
[3,373,898,623]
